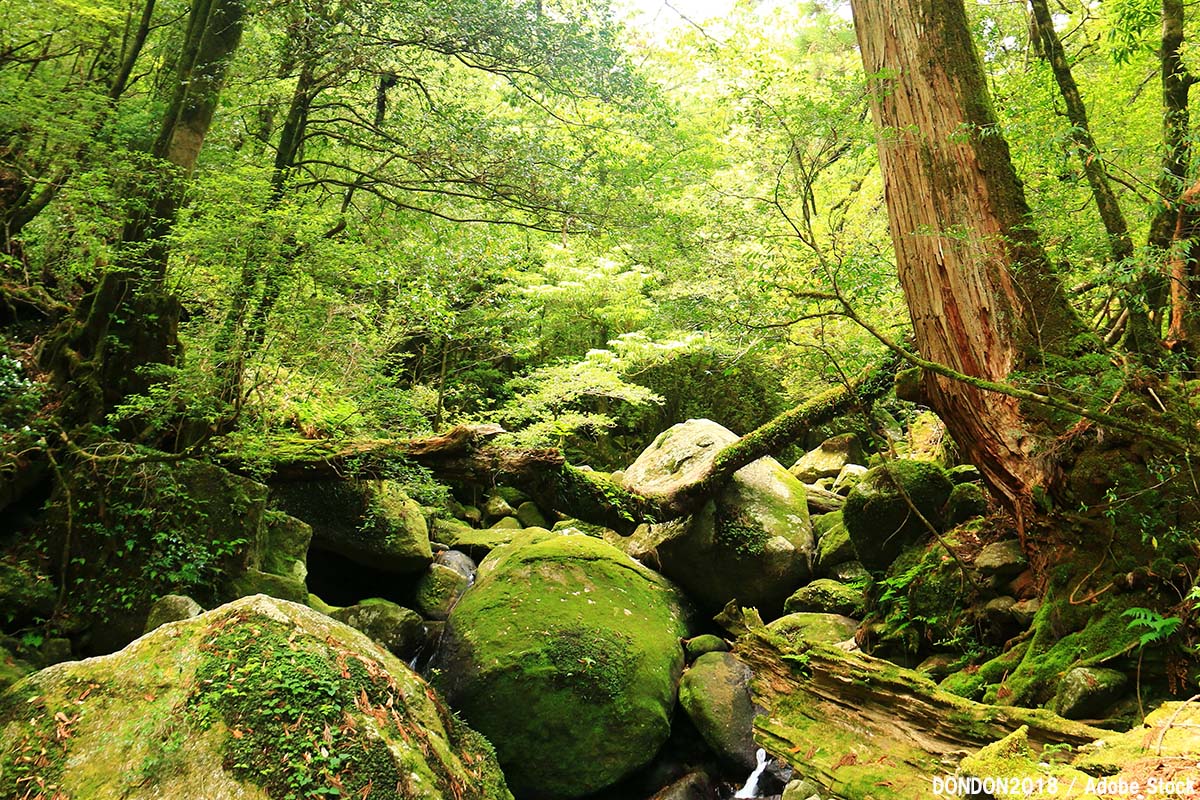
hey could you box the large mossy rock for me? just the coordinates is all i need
[0,595,512,800]
[842,460,953,571]
[435,532,690,799]
[789,433,864,484]
[43,460,273,654]
[272,479,432,573]
[621,419,815,615]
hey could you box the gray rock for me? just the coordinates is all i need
[1055,667,1128,719]
[789,433,864,484]
[436,549,477,580]
[622,419,815,614]
[678,652,758,770]
[1011,597,1041,627]
[331,598,424,658]
[783,778,824,800]
[650,772,718,800]
[804,483,846,514]
[974,540,1027,578]
[144,594,203,633]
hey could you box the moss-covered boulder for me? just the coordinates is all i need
[812,511,857,574]
[784,579,864,617]
[0,595,512,800]
[789,433,864,484]
[842,460,953,571]
[330,598,425,659]
[767,612,858,645]
[678,652,759,770]
[434,533,690,799]
[415,562,470,620]
[622,419,815,615]
[684,634,729,660]
[260,512,311,584]
[945,482,988,526]
[143,594,203,633]
[272,479,432,574]
[42,459,271,654]
[1053,667,1128,720]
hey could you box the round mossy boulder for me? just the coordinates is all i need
[434,532,690,799]
[842,460,953,570]
[0,595,512,800]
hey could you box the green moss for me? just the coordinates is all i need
[715,508,770,557]
[189,620,406,799]
[843,460,953,570]
[436,533,688,799]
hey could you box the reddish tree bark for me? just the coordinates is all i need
[850,0,1090,512]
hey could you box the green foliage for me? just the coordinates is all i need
[1122,607,1183,648]
[190,620,408,799]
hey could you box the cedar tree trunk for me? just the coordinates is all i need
[849,0,1090,511]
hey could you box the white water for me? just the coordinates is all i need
[733,748,768,799]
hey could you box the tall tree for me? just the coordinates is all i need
[41,0,246,428]
[849,0,1091,513]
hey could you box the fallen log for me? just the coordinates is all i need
[221,357,900,532]
[733,622,1107,799]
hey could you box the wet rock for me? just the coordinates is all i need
[678,652,758,770]
[415,563,471,620]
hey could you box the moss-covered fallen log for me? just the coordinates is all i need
[734,622,1107,799]
[224,358,899,532]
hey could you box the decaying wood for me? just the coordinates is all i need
[735,626,1106,799]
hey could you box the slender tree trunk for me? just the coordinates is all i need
[1165,177,1200,351]
[1127,0,1196,357]
[41,0,246,427]
[850,0,1090,512]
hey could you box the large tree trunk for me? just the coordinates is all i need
[849,0,1090,513]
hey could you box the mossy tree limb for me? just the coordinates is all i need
[224,358,899,532]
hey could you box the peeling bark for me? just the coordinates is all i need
[850,0,1090,512]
